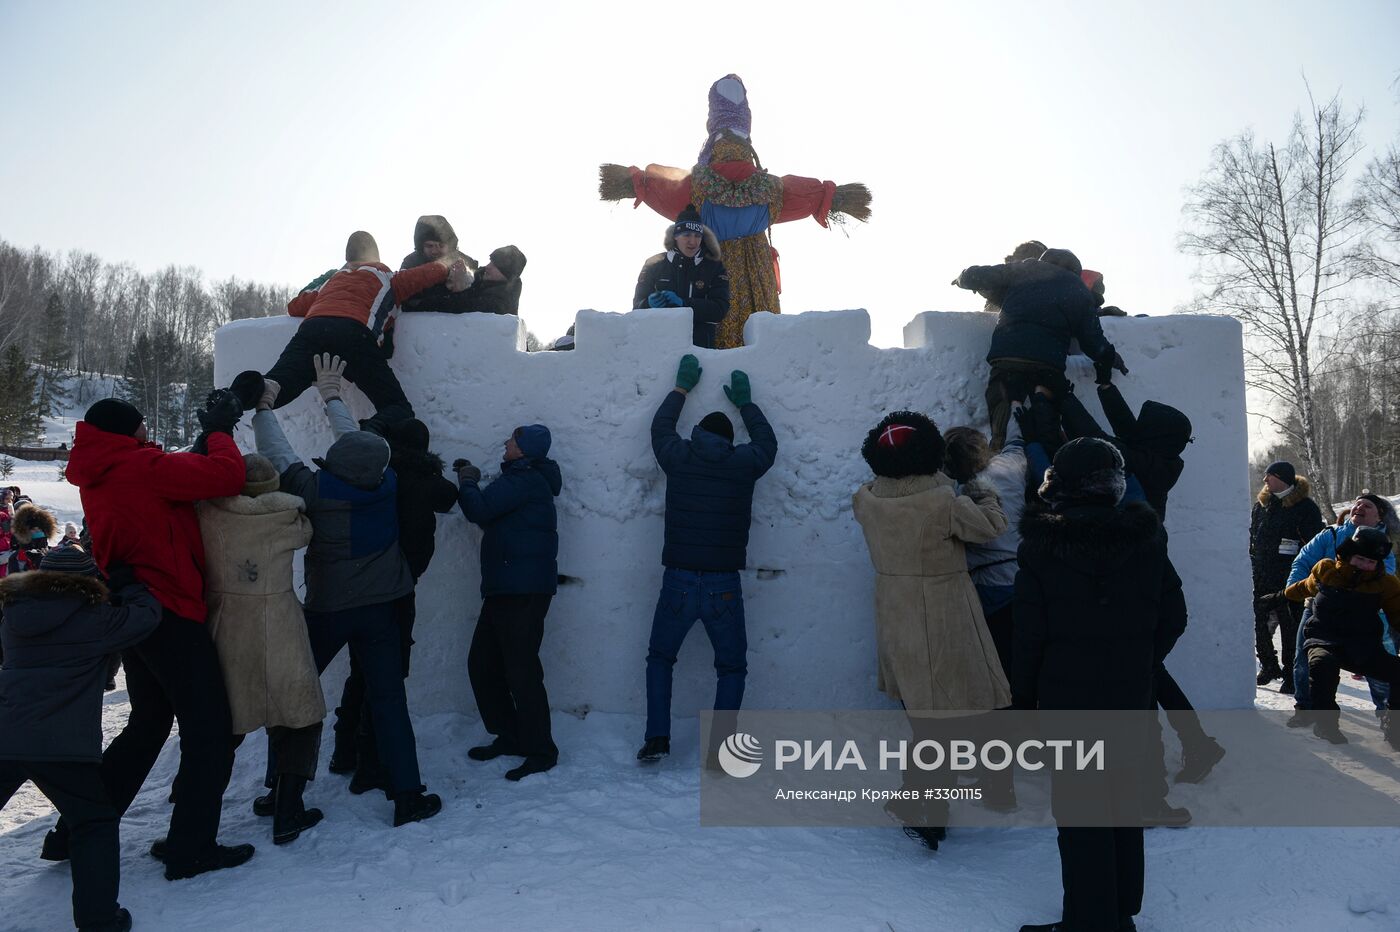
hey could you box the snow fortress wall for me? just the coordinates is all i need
[215,308,1254,716]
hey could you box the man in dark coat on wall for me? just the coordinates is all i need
[455,424,563,781]
[638,354,777,762]
[1250,461,1324,689]
[1013,437,1187,932]
[58,396,254,882]
[633,205,731,349]
[0,549,160,932]
[953,247,1126,450]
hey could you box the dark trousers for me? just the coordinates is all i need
[1056,827,1145,932]
[265,316,413,432]
[645,569,747,740]
[1,761,121,929]
[99,608,236,867]
[1145,665,1211,802]
[304,602,423,796]
[333,591,417,773]
[468,593,557,758]
[985,360,1070,450]
[267,723,323,781]
[1253,575,1300,675]
[1308,642,1400,711]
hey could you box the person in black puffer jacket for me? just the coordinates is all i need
[328,418,460,783]
[1013,438,1187,932]
[954,248,1126,451]
[456,424,563,782]
[633,205,731,349]
[637,355,777,763]
[0,549,160,932]
[1250,461,1324,687]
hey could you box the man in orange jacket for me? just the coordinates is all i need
[231,231,469,434]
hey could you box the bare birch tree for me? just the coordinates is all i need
[1181,92,1367,516]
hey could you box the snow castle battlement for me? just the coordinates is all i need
[215,308,1253,715]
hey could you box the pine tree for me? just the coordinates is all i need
[121,329,181,446]
[35,292,73,420]
[0,344,44,446]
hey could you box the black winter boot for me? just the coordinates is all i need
[1382,710,1400,752]
[1279,673,1295,695]
[1312,713,1348,745]
[1287,708,1312,728]
[230,370,267,411]
[80,906,132,932]
[1140,800,1192,827]
[393,791,442,827]
[272,775,323,846]
[1174,736,1226,784]
[163,843,256,881]
[468,737,521,762]
[252,792,274,818]
[505,755,557,781]
[1257,664,1283,686]
[39,824,70,862]
[902,825,946,850]
[329,719,358,774]
[636,737,670,763]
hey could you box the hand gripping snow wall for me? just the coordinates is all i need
[215,308,1254,718]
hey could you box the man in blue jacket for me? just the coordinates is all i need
[638,355,778,762]
[455,425,563,782]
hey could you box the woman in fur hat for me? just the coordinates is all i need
[1013,437,1187,932]
[7,502,57,575]
[851,411,1009,850]
[196,454,323,846]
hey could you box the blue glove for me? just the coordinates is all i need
[648,290,684,308]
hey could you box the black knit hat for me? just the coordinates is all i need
[1338,526,1392,563]
[84,399,144,437]
[488,246,527,281]
[1265,461,1296,486]
[861,411,945,479]
[388,418,431,453]
[699,412,734,443]
[40,545,100,576]
[674,204,705,237]
[1039,437,1126,505]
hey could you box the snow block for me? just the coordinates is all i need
[215,308,1252,719]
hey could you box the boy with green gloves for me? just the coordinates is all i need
[638,355,777,762]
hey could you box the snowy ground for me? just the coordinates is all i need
[3,454,1399,929]
[2,673,1398,930]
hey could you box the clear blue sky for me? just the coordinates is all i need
[2,0,1397,349]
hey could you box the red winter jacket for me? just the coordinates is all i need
[65,423,246,622]
[287,262,448,326]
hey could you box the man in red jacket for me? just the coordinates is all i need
[230,231,469,435]
[57,397,255,881]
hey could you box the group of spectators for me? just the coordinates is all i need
[1249,465,1400,740]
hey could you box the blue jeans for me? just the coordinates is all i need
[1294,605,1395,711]
[645,569,747,739]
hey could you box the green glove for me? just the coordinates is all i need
[723,370,752,407]
[676,354,702,391]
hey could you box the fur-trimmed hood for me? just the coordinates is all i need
[1019,501,1161,567]
[11,503,57,544]
[1257,475,1313,508]
[0,570,109,638]
[202,491,306,516]
[401,215,466,269]
[663,223,722,261]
